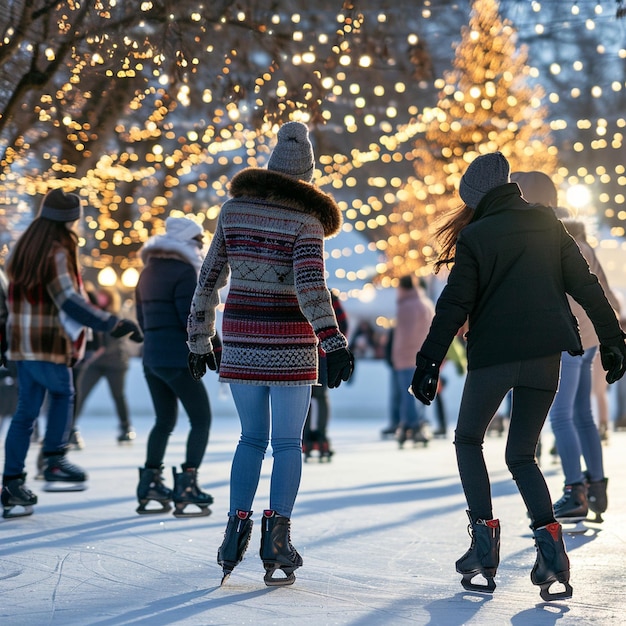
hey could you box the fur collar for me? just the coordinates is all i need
[140,234,204,273]
[228,168,342,237]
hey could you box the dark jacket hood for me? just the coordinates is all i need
[228,168,342,238]
[471,182,556,224]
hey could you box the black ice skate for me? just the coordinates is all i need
[412,422,431,447]
[136,466,173,514]
[395,425,413,449]
[218,510,254,585]
[531,522,573,601]
[455,510,500,593]
[585,474,608,523]
[553,483,588,526]
[117,427,136,444]
[172,467,213,518]
[302,431,333,463]
[42,452,88,492]
[260,509,302,586]
[2,474,37,519]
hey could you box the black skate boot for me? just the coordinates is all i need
[319,437,334,462]
[260,509,303,586]
[395,426,413,449]
[455,510,500,593]
[172,467,213,518]
[42,452,88,492]
[117,424,136,444]
[2,474,37,519]
[553,483,588,524]
[218,510,254,585]
[412,422,431,447]
[136,466,173,514]
[531,522,573,601]
[585,474,608,523]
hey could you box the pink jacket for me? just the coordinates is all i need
[392,287,435,370]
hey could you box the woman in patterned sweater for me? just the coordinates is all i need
[187,121,353,586]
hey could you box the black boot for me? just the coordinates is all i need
[531,522,573,601]
[2,473,37,519]
[585,474,608,523]
[136,466,173,514]
[172,467,213,518]
[260,509,303,586]
[43,451,87,492]
[553,483,588,523]
[218,510,254,585]
[455,510,500,593]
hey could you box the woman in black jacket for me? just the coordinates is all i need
[410,152,626,601]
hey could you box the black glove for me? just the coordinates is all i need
[188,352,218,381]
[326,347,354,388]
[110,319,144,343]
[600,335,626,384]
[410,352,440,405]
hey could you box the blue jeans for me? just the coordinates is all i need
[549,347,603,485]
[4,361,74,476]
[395,367,425,428]
[229,384,311,518]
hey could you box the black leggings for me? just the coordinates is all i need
[143,365,212,470]
[454,355,560,529]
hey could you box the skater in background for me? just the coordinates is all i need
[410,154,626,600]
[187,121,353,586]
[302,288,349,461]
[72,286,134,444]
[1,189,143,519]
[380,325,400,438]
[135,215,216,518]
[392,274,434,447]
[0,267,19,429]
[514,171,618,525]
[591,350,611,442]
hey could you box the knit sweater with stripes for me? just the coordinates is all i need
[188,168,348,385]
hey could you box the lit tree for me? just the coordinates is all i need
[377,0,558,284]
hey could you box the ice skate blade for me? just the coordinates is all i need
[136,500,172,515]
[460,573,496,594]
[3,504,35,519]
[263,565,297,587]
[43,481,87,492]
[220,571,232,586]
[538,579,573,602]
[172,504,211,518]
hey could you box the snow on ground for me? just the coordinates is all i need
[1,359,625,625]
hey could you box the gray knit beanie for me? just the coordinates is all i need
[39,189,82,222]
[510,171,557,207]
[267,121,315,183]
[459,152,511,209]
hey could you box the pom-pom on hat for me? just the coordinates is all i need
[39,189,82,222]
[510,171,557,207]
[459,152,511,209]
[165,216,203,242]
[267,121,315,183]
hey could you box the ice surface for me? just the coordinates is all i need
[1,359,625,625]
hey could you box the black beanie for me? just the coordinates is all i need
[39,189,82,222]
[459,152,510,209]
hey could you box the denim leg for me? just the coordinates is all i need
[396,368,419,428]
[229,384,271,515]
[3,362,47,476]
[573,347,604,481]
[38,362,74,454]
[549,353,586,485]
[268,385,311,516]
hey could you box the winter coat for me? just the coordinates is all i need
[188,168,348,385]
[561,220,620,350]
[136,233,203,369]
[392,287,435,370]
[420,183,623,370]
[7,244,116,366]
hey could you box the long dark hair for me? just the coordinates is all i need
[432,204,475,274]
[7,218,79,290]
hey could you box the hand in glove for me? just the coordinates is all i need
[326,347,354,388]
[188,352,219,381]
[600,334,626,384]
[410,353,440,405]
[110,319,144,343]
